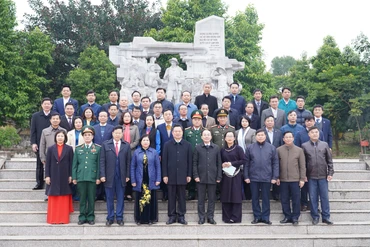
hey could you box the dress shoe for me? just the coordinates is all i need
[261,220,272,225]
[300,205,308,211]
[292,220,299,226]
[166,218,176,225]
[251,219,260,224]
[88,220,95,225]
[187,195,195,200]
[312,218,319,225]
[136,222,141,226]
[106,220,113,226]
[322,219,333,225]
[207,218,217,225]
[126,196,133,202]
[117,220,124,226]
[33,184,43,190]
[198,218,205,225]
[78,220,86,225]
[279,218,292,224]
[148,221,153,225]
[178,218,188,225]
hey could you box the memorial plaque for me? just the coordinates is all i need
[194,16,225,58]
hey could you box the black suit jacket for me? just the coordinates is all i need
[100,139,131,188]
[162,139,192,185]
[45,144,73,195]
[60,115,76,132]
[243,114,261,130]
[264,128,283,148]
[193,142,222,184]
[30,111,53,146]
[194,94,219,115]
[252,100,269,117]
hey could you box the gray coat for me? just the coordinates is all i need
[39,126,66,162]
[193,142,222,184]
[261,107,286,129]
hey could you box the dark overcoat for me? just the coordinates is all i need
[193,142,222,184]
[45,144,73,196]
[162,139,192,185]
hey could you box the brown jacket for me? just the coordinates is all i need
[277,144,306,182]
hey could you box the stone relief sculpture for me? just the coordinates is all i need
[145,57,163,100]
[163,58,185,103]
[211,67,229,104]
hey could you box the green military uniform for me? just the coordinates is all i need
[184,127,205,151]
[72,126,101,223]
[210,125,235,148]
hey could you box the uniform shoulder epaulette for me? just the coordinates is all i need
[210,125,218,128]
[76,144,84,147]
[229,125,235,128]
[185,126,191,130]
[94,144,101,147]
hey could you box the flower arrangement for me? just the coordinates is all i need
[139,183,151,212]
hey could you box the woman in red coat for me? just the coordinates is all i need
[45,130,74,224]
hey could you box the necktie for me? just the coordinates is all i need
[316,119,320,124]
[115,142,119,156]
[68,118,72,128]
[144,111,148,114]
[134,120,138,125]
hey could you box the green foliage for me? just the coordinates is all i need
[271,56,296,76]
[0,0,54,127]
[0,126,21,148]
[66,46,117,106]
[24,0,162,99]
[225,5,275,100]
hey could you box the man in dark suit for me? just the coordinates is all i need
[140,96,154,121]
[80,90,102,117]
[264,115,283,201]
[101,90,119,113]
[200,104,216,129]
[157,109,174,201]
[193,129,222,225]
[173,104,192,130]
[128,91,142,111]
[213,96,240,130]
[100,126,131,226]
[52,85,79,116]
[60,102,76,132]
[244,102,261,130]
[30,98,54,190]
[229,82,246,115]
[252,89,269,118]
[150,88,174,113]
[313,104,333,149]
[107,104,121,126]
[162,125,192,225]
[93,111,114,145]
[261,95,286,129]
[194,82,219,115]
[132,106,145,135]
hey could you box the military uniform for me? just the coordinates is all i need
[72,126,101,224]
[210,109,236,148]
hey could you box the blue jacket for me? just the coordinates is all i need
[280,123,305,137]
[131,147,161,191]
[244,141,279,182]
[294,128,324,147]
[53,98,79,116]
[316,118,333,148]
[230,94,246,115]
[157,122,174,153]
[173,102,198,119]
[80,102,102,117]
[93,124,114,145]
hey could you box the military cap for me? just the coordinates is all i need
[216,109,229,117]
[82,125,95,136]
[191,110,203,119]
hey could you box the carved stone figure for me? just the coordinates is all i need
[163,58,184,103]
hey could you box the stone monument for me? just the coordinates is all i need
[109,15,245,105]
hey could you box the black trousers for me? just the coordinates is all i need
[197,183,216,220]
[167,184,186,219]
[35,153,44,186]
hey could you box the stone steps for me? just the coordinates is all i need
[1,158,369,245]
[1,234,370,247]
[1,188,369,200]
[1,209,369,223]
[1,199,369,211]
[1,222,370,235]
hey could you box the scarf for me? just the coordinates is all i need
[124,124,131,143]
[237,127,250,152]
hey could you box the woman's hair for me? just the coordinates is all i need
[119,111,133,125]
[81,107,96,121]
[54,130,68,144]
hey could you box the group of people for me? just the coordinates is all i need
[30,83,334,226]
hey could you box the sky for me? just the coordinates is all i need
[13,0,370,70]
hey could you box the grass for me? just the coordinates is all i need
[332,132,363,158]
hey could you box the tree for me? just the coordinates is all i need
[66,46,117,106]
[271,56,296,76]
[24,0,162,99]
[0,0,54,127]
[225,5,275,100]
